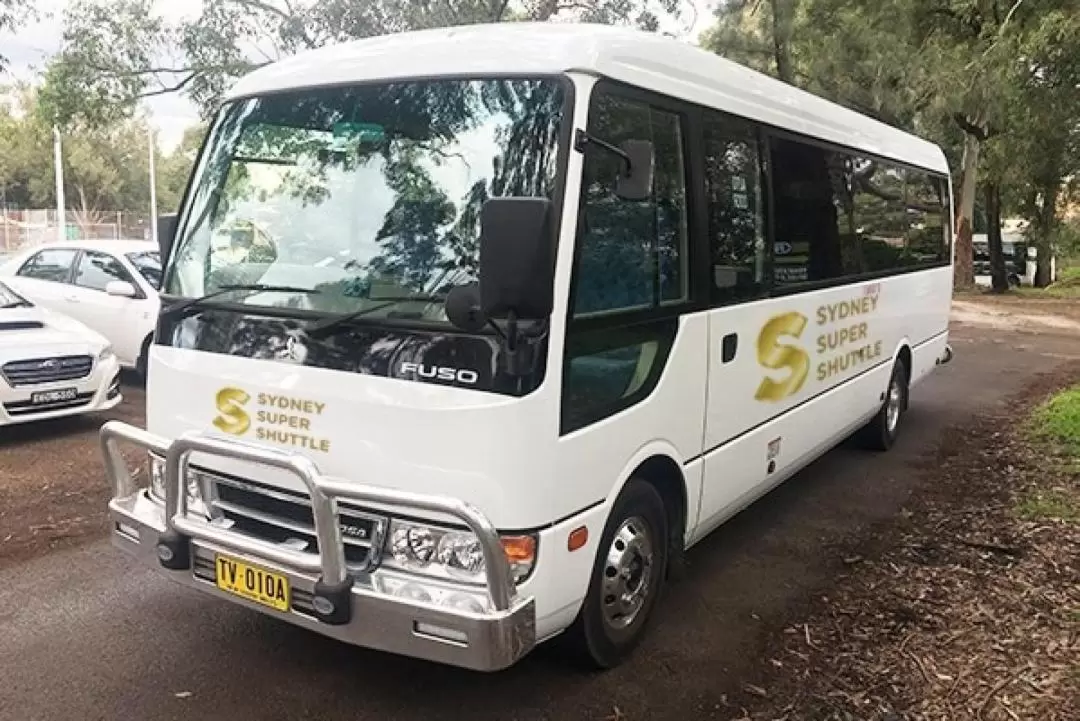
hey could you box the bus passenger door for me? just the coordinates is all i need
[693,112,779,534]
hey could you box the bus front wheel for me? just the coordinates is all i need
[562,478,669,669]
[859,360,909,451]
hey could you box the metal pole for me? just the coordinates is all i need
[53,125,65,243]
[149,127,158,247]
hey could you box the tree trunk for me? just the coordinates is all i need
[1034,183,1058,287]
[985,182,1007,293]
[770,0,794,83]
[954,128,982,289]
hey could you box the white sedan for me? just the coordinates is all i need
[0,280,122,426]
[0,239,161,378]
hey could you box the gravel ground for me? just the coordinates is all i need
[0,377,145,569]
[730,363,1080,721]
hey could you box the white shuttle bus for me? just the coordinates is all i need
[102,23,955,671]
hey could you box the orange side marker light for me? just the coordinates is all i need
[568,526,589,552]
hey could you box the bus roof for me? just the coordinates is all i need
[227,23,949,175]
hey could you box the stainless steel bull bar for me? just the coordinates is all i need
[99,421,518,617]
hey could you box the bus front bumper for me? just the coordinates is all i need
[101,422,536,672]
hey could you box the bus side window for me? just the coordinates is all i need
[702,111,766,304]
[769,137,848,285]
[571,93,689,316]
[905,171,950,264]
[561,89,688,433]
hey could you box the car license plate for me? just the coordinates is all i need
[214,554,290,612]
[30,387,77,405]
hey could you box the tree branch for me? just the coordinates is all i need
[953,113,998,141]
[227,0,317,48]
[139,73,198,99]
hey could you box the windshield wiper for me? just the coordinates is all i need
[1,300,32,309]
[305,294,443,337]
[161,284,321,320]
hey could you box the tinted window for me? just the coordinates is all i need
[771,137,951,285]
[75,250,134,292]
[127,251,162,289]
[906,171,950,264]
[562,321,677,433]
[571,93,689,315]
[850,160,912,273]
[770,138,847,285]
[562,89,689,433]
[18,248,78,283]
[702,112,765,303]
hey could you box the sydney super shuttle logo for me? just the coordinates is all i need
[213,387,332,453]
[755,283,884,403]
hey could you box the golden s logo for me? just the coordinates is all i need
[755,312,810,402]
[213,387,251,436]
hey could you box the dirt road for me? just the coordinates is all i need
[1,322,1079,721]
[0,379,145,568]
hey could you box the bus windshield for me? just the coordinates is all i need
[166,78,566,323]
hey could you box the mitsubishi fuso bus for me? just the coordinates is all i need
[102,22,955,672]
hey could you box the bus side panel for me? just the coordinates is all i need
[695,267,951,534]
[690,359,891,543]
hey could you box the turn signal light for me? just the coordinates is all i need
[568,526,588,552]
[500,535,537,565]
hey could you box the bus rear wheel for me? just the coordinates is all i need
[562,478,668,669]
[859,360,908,451]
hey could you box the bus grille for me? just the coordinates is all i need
[201,469,387,572]
[1,355,94,387]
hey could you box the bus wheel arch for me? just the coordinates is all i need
[631,454,688,580]
[859,346,911,451]
[894,344,912,411]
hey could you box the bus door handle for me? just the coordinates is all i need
[721,333,738,363]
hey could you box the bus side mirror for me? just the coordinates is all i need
[614,139,654,202]
[478,197,555,321]
[157,214,177,261]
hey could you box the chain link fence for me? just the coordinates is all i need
[0,209,152,259]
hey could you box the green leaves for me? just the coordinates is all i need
[0,85,197,219]
[44,0,687,127]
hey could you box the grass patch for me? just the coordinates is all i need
[1017,384,1080,522]
[1014,283,1080,299]
[1028,384,1080,454]
[1016,489,1080,521]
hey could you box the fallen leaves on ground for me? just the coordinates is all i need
[735,364,1080,721]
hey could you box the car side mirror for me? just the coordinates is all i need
[477,197,555,321]
[614,139,655,202]
[105,280,137,298]
[157,214,178,261]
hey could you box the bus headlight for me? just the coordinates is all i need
[149,453,166,499]
[385,519,537,584]
[147,453,203,509]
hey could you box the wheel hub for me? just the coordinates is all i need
[886,379,902,434]
[601,516,654,632]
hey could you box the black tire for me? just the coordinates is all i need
[858,360,909,451]
[561,478,669,669]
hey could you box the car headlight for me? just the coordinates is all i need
[96,345,116,362]
[385,519,537,584]
[147,452,204,510]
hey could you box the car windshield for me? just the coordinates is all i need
[127,250,162,289]
[0,280,29,308]
[166,77,566,322]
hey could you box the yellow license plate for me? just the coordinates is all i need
[214,555,290,612]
